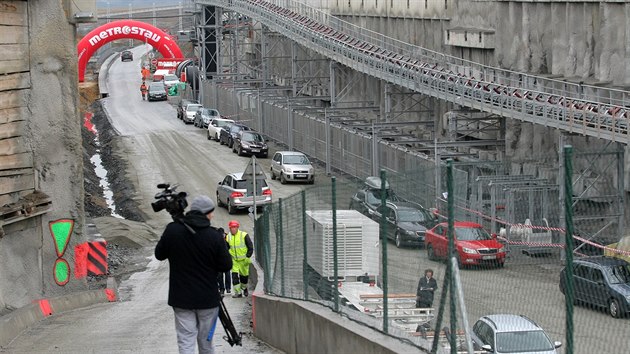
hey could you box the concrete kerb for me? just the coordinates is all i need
[98,53,118,98]
[0,282,118,347]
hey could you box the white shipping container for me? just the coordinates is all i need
[305,210,380,279]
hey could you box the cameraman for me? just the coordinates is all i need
[155,195,232,354]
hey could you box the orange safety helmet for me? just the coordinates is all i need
[228,220,240,228]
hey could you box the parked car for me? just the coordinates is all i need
[559,256,630,318]
[232,131,269,158]
[120,50,133,62]
[370,201,437,248]
[183,103,203,124]
[425,221,506,268]
[270,151,314,184]
[349,176,403,218]
[194,108,221,128]
[471,314,562,354]
[216,172,272,214]
[163,74,179,88]
[207,118,235,141]
[147,82,167,101]
[177,99,198,120]
[219,123,251,147]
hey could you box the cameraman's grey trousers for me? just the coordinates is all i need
[173,306,220,354]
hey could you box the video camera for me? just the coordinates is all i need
[151,183,188,218]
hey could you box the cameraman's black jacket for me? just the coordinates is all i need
[155,210,233,309]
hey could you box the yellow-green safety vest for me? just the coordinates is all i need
[227,230,248,260]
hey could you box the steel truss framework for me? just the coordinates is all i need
[194,0,626,241]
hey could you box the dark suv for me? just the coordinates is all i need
[349,176,403,218]
[371,201,437,248]
[232,131,268,158]
[559,256,630,318]
[121,50,133,62]
[219,123,251,148]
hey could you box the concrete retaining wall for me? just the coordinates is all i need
[252,295,422,354]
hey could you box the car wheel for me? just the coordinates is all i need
[232,145,237,153]
[207,131,211,140]
[219,137,224,145]
[215,133,219,141]
[228,139,233,148]
[238,147,244,156]
[227,201,236,215]
[609,299,621,318]
[216,193,225,207]
[395,232,402,248]
[280,173,287,184]
[427,245,436,261]
[270,168,276,180]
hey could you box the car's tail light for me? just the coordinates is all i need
[262,189,272,196]
[230,192,244,198]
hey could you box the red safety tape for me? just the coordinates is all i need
[435,198,630,255]
[38,299,53,317]
[104,288,117,302]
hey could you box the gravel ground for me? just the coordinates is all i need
[83,100,149,287]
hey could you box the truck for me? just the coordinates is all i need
[304,210,435,333]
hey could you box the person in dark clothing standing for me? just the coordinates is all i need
[155,195,232,354]
[416,268,438,308]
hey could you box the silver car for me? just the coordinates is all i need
[270,151,314,184]
[216,172,272,214]
[183,104,202,124]
[471,314,561,354]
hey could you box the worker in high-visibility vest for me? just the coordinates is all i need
[226,220,253,298]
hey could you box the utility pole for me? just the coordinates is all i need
[128,4,133,47]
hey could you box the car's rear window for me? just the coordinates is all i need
[186,104,202,112]
[235,179,268,189]
[216,120,233,127]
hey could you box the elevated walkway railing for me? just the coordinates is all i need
[199,0,629,143]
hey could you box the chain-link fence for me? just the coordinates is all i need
[252,149,629,354]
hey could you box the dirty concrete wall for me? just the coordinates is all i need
[252,294,422,354]
[0,0,86,312]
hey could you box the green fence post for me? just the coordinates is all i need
[263,208,272,294]
[447,159,457,353]
[564,145,575,354]
[302,190,308,301]
[332,176,339,313]
[278,198,285,297]
[380,169,389,333]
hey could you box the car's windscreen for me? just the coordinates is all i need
[217,120,233,127]
[495,331,553,353]
[455,226,492,241]
[208,110,220,116]
[398,209,431,223]
[283,155,309,165]
[187,105,202,112]
[607,264,630,284]
[242,132,263,142]
[235,179,268,189]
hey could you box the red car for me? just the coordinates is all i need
[425,221,506,268]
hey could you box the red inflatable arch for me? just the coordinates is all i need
[77,20,184,82]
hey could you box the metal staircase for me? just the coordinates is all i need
[198,0,629,143]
